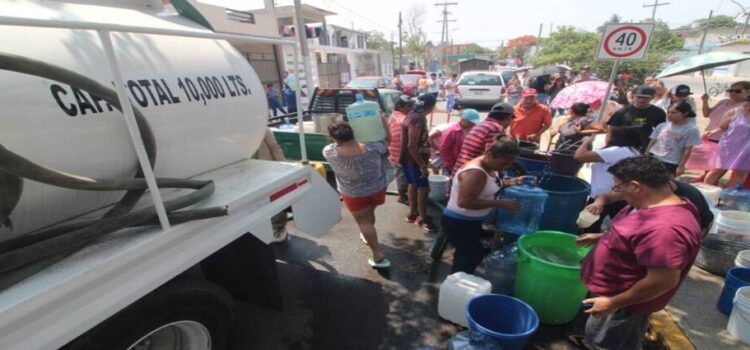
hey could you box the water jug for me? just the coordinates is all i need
[481,243,518,295]
[346,93,386,142]
[279,117,294,130]
[686,140,718,170]
[496,177,548,236]
[447,331,503,350]
[719,185,750,211]
[438,272,492,327]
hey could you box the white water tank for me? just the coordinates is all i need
[0,1,269,237]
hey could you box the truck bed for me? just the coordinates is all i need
[0,159,340,350]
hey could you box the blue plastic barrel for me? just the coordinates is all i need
[531,172,590,234]
[518,154,549,173]
[718,267,750,315]
[466,294,539,350]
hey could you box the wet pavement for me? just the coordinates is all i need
[230,194,586,350]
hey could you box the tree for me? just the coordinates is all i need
[403,3,428,68]
[708,15,741,28]
[462,43,492,55]
[505,35,537,65]
[529,26,599,67]
[366,30,390,50]
[597,14,622,33]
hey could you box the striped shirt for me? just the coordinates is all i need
[452,119,505,174]
[387,110,407,163]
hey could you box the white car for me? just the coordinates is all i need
[455,70,513,108]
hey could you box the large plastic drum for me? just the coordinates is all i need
[514,231,592,324]
[533,173,591,234]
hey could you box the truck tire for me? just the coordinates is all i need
[63,278,234,350]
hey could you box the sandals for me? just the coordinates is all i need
[367,257,391,269]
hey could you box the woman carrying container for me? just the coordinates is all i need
[442,139,526,274]
[323,121,392,269]
[705,94,750,188]
[573,126,642,233]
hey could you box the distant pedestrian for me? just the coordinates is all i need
[510,89,552,143]
[323,122,391,269]
[572,65,593,84]
[444,73,460,115]
[530,74,551,105]
[649,80,670,111]
[443,139,525,274]
[577,156,702,350]
[554,102,602,149]
[427,73,440,98]
[504,75,523,107]
[440,108,481,175]
[418,75,428,95]
[452,102,515,174]
[283,84,297,114]
[704,94,750,187]
[388,95,415,204]
[607,85,666,152]
[393,75,404,91]
[400,94,439,231]
[266,83,286,116]
[646,101,701,177]
[548,76,567,117]
[437,73,445,100]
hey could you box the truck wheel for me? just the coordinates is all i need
[63,278,234,350]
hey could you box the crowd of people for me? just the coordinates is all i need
[311,66,750,350]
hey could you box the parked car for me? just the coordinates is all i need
[455,70,508,108]
[399,74,423,96]
[345,76,392,89]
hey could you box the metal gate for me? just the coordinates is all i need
[242,44,282,88]
[317,53,350,88]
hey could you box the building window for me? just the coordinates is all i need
[357,35,365,49]
[340,36,348,48]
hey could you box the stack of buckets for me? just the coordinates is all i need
[428,175,450,202]
[719,267,750,345]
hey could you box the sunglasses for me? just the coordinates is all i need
[727,89,743,93]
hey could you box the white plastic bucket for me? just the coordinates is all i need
[428,175,450,201]
[691,183,722,207]
[712,211,750,243]
[728,286,750,345]
[737,250,750,268]
[438,272,492,327]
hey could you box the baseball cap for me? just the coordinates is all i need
[632,85,656,97]
[412,93,437,112]
[395,94,413,108]
[461,108,481,124]
[672,84,693,97]
[488,102,515,119]
[521,88,538,97]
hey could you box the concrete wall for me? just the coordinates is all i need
[193,1,281,38]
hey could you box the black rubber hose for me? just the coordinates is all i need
[0,52,156,218]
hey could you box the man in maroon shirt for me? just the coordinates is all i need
[451,102,514,175]
[576,156,702,350]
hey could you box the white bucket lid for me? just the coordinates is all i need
[735,286,750,306]
[428,175,450,183]
[717,211,750,233]
[737,250,750,267]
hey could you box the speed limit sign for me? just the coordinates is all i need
[596,23,655,61]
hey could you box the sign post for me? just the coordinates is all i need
[595,23,655,120]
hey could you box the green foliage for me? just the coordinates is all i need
[708,15,741,28]
[530,20,684,84]
[462,43,492,54]
[366,31,390,50]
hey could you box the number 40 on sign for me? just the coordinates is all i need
[596,23,655,61]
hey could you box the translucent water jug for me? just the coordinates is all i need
[345,93,386,142]
[438,272,492,327]
[481,243,518,295]
[719,185,750,212]
[447,331,503,350]
[497,177,549,236]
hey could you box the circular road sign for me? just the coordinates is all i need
[603,25,648,59]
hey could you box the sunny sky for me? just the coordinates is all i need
[198,0,747,47]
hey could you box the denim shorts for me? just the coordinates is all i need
[402,166,429,188]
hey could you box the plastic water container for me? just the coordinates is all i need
[279,116,294,129]
[718,267,750,315]
[346,93,386,142]
[737,250,750,268]
[438,272,492,327]
[686,140,718,170]
[496,177,548,237]
[534,173,591,234]
[465,294,539,350]
[514,231,592,324]
[691,183,722,207]
[446,331,503,350]
[719,185,750,211]
[576,209,600,228]
[728,286,750,345]
[711,210,750,243]
[428,175,450,201]
[481,243,518,295]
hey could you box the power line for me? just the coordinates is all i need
[643,0,670,20]
[435,2,458,71]
[322,0,393,32]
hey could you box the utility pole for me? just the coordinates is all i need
[390,32,396,75]
[730,0,749,36]
[698,10,713,54]
[398,11,403,73]
[436,2,458,72]
[292,0,314,98]
[643,0,670,20]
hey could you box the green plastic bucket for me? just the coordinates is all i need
[514,231,592,325]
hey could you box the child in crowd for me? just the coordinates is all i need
[647,101,701,177]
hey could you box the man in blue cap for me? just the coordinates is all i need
[399,93,438,231]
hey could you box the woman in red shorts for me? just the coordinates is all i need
[323,122,391,269]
